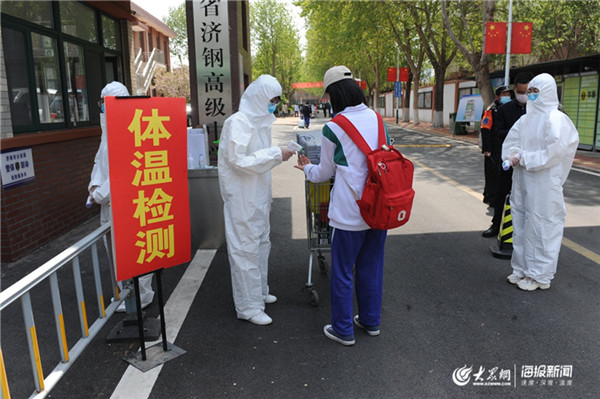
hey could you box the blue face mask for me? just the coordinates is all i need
[101,104,105,113]
[268,103,277,114]
[528,93,539,102]
[499,96,511,105]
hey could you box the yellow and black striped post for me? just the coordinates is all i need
[490,194,513,259]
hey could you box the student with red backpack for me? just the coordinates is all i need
[295,66,413,346]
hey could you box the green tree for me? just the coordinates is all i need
[511,0,600,62]
[163,2,188,66]
[299,1,396,107]
[405,1,459,127]
[441,0,496,105]
[384,1,428,124]
[250,0,302,103]
[152,66,190,101]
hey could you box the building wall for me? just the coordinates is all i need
[1,134,100,262]
[0,3,136,262]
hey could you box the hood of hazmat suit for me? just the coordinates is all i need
[217,75,283,320]
[501,73,579,284]
[89,81,130,224]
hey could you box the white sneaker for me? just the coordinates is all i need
[247,311,272,325]
[507,274,524,285]
[517,277,550,291]
[264,294,277,304]
[115,301,126,313]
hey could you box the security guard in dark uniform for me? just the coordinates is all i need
[481,85,513,205]
[483,72,533,238]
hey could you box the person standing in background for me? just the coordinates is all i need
[482,72,533,238]
[88,81,155,312]
[480,86,513,206]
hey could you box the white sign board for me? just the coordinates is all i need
[1,148,35,189]
[456,94,484,122]
[193,0,232,151]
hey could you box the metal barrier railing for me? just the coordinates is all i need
[0,222,130,399]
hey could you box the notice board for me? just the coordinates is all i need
[105,96,191,281]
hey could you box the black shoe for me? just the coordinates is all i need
[482,226,499,238]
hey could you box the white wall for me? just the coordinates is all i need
[380,79,474,126]
[443,83,457,126]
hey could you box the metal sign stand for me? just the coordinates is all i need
[123,269,186,372]
[105,273,161,343]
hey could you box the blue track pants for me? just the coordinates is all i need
[330,228,387,336]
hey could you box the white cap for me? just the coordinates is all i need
[323,65,353,92]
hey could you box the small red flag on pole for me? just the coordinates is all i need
[485,22,507,54]
[387,67,397,82]
[510,22,533,54]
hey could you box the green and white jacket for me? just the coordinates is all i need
[304,104,389,231]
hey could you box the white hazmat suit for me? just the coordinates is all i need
[88,81,154,309]
[218,75,284,321]
[502,73,579,286]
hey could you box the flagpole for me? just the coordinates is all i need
[504,0,513,86]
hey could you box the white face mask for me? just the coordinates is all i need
[516,93,528,104]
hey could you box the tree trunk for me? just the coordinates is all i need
[412,74,420,125]
[403,76,412,122]
[432,65,446,127]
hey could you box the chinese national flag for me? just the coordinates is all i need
[511,22,533,54]
[387,67,397,82]
[485,22,507,54]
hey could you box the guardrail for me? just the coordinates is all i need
[0,222,130,399]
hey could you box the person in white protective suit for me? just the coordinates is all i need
[502,73,579,291]
[218,75,296,325]
[88,81,155,311]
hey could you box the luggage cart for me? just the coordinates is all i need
[304,179,333,306]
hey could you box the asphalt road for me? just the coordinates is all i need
[2,115,599,398]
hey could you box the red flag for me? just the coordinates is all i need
[511,22,533,54]
[387,67,397,82]
[399,67,409,82]
[485,22,507,54]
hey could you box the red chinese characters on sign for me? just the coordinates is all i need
[105,97,191,281]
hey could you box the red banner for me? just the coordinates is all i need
[485,22,507,54]
[105,96,191,281]
[293,80,366,90]
[292,81,324,89]
[511,22,533,54]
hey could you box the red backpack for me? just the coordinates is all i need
[332,112,415,230]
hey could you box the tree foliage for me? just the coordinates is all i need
[299,0,396,105]
[250,0,303,102]
[511,0,600,62]
[441,0,496,105]
[163,2,188,66]
[152,66,190,101]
